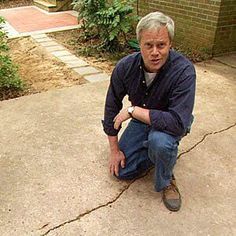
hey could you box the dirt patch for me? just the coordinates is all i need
[0,0,33,9]
[8,37,86,96]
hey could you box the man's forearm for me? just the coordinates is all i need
[108,135,120,153]
[113,106,151,131]
[132,106,151,125]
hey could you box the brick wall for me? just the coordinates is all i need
[137,0,236,56]
[213,0,236,54]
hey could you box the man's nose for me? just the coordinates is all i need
[151,46,159,56]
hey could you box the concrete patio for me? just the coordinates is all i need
[0,56,235,235]
[0,4,236,236]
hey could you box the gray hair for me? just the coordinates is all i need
[136,12,175,42]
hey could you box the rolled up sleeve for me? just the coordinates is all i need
[149,67,196,137]
[103,63,127,136]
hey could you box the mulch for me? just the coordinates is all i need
[0,0,33,9]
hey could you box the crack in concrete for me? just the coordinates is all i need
[213,58,236,69]
[178,122,236,159]
[41,170,151,236]
[41,122,236,235]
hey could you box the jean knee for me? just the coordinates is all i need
[148,131,179,161]
[148,131,175,151]
[116,168,137,180]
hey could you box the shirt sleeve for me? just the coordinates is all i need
[102,62,127,136]
[149,65,196,137]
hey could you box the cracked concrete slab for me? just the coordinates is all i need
[0,59,235,236]
[0,82,129,235]
[49,126,236,236]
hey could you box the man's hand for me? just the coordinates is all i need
[109,150,126,177]
[113,108,131,130]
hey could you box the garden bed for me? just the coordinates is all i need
[0,0,33,9]
[2,36,86,101]
[1,28,131,101]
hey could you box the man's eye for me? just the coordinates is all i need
[145,43,152,48]
[158,43,165,48]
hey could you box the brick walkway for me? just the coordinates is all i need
[0,6,79,37]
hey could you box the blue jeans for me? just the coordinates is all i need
[118,119,181,192]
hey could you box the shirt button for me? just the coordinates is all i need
[142,80,145,84]
[143,104,146,107]
[145,92,148,95]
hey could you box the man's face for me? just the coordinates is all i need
[140,27,172,73]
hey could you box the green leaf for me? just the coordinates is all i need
[128,39,140,51]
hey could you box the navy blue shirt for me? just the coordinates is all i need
[103,50,196,137]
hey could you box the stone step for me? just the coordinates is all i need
[31,34,110,83]
[33,0,56,12]
[46,0,57,5]
[33,0,73,12]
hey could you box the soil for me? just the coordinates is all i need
[5,37,86,99]
[2,29,120,101]
[4,29,120,101]
[0,0,33,9]
[2,27,127,101]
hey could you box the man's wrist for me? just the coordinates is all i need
[127,106,135,118]
[108,135,119,153]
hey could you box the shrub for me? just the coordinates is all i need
[0,17,8,52]
[0,55,23,89]
[73,0,105,36]
[0,17,24,98]
[72,0,138,51]
[96,0,137,51]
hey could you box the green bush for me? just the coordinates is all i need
[73,0,106,35]
[72,0,138,51]
[0,17,8,52]
[0,17,24,97]
[96,0,137,50]
[0,55,22,89]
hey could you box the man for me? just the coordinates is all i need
[102,11,196,212]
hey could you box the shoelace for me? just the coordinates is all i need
[164,184,177,193]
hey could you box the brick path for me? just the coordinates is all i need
[0,6,78,36]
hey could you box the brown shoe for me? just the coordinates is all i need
[162,177,181,212]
